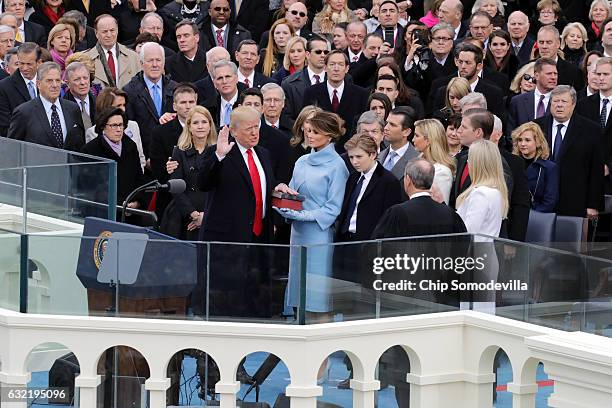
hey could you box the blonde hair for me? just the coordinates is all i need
[314,0,352,34]
[262,19,295,76]
[230,105,262,129]
[510,61,535,93]
[414,119,456,176]
[560,22,588,51]
[283,36,307,71]
[177,106,218,151]
[445,77,471,111]
[589,0,611,22]
[291,105,322,147]
[511,121,550,160]
[456,139,509,218]
[47,23,76,51]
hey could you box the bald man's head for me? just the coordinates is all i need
[507,11,530,42]
[439,0,463,27]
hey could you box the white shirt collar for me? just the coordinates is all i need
[40,95,59,112]
[469,76,479,92]
[21,73,36,86]
[389,141,410,158]
[238,69,255,85]
[361,161,377,180]
[326,81,345,101]
[307,66,324,84]
[409,191,431,199]
[348,49,362,62]
[213,24,227,33]
[265,118,280,128]
[221,91,238,107]
[552,118,570,129]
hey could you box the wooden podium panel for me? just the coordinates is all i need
[87,288,188,317]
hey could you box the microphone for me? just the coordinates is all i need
[146,179,187,194]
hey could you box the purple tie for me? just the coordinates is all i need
[536,94,545,118]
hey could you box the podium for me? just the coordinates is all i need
[76,217,199,407]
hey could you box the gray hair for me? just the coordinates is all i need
[62,10,87,28]
[65,61,88,80]
[0,12,17,22]
[261,82,285,99]
[4,46,17,66]
[508,10,528,24]
[551,85,577,104]
[357,110,384,131]
[211,59,238,77]
[493,114,502,132]
[460,92,488,109]
[139,41,165,61]
[37,61,61,80]
[0,24,13,35]
[404,158,435,189]
[431,22,455,39]
[472,0,505,16]
[140,12,164,28]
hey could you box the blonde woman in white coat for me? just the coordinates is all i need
[412,118,456,204]
[456,139,509,313]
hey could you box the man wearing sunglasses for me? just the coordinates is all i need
[281,37,330,120]
[199,0,251,57]
[258,2,314,50]
[508,58,558,135]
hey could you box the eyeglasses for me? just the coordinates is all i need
[522,74,537,84]
[432,36,452,43]
[311,49,330,55]
[289,10,307,18]
[106,123,125,130]
[213,6,230,12]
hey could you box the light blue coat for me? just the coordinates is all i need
[286,143,349,312]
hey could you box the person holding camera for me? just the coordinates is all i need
[373,0,405,51]
[403,22,456,101]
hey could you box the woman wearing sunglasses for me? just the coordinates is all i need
[509,61,537,99]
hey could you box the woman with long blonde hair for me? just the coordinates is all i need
[272,36,307,84]
[160,106,217,240]
[312,0,354,39]
[261,18,295,77]
[456,139,509,236]
[412,119,456,204]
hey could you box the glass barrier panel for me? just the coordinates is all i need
[0,167,24,222]
[0,230,22,311]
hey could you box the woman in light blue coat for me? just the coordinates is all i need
[275,111,349,315]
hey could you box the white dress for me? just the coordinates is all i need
[456,186,504,313]
[433,163,453,205]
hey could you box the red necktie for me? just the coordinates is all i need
[460,162,469,189]
[332,89,340,112]
[352,56,358,62]
[244,78,250,87]
[107,50,116,83]
[247,149,263,236]
[216,29,224,48]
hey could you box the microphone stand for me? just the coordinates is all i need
[121,180,158,223]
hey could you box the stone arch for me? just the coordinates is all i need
[164,348,220,406]
[478,345,514,407]
[374,344,417,408]
[316,349,359,408]
[234,351,291,407]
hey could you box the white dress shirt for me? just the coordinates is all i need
[348,49,362,63]
[327,81,345,104]
[551,118,570,153]
[432,162,453,205]
[307,67,325,85]
[22,74,37,97]
[219,91,238,125]
[213,24,227,47]
[534,88,551,118]
[384,142,410,169]
[348,162,377,233]
[238,70,255,87]
[237,142,267,217]
[600,93,612,125]
[40,96,67,141]
[457,185,504,240]
[265,118,280,128]
[101,45,119,84]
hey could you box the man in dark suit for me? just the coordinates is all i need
[373,157,467,238]
[373,0,405,50]
[0,42,40,137]
[507,11,535,66]
[507,58,557,135]
[535,85,604,218]
[67,0,112,27]
[231,0,269,43]
[200,0,251,58]
[150,84,198,219]
[194,46,230,104]
[281,36,328,120]
[260,83,293,138]
[302,49,369,151]
[197,106,277,316]
[159,0,210,51]
[123,42,178,158]
[430,43,505,119]
[378,107,419,200]
[577,57,612,193]
[537,25,585,90]
[63,61,96,130]
[8,61,85,151]
[438,0,468,41]
[258,1,315,48]
[165,20,207,83]
[235,40,273,89]
[203,59,247,129]
[5,0,45,46]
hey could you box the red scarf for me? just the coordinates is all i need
[592,22,601,38]
[42,5,64,25]
[289,65,298,75]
